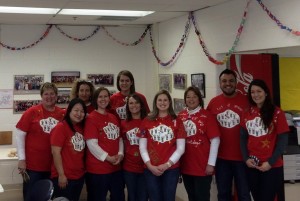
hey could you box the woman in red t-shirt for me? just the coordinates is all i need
[240,79,289,201]
[84,87,125,201]
[51,98,87,201]
[121,93,149,201]
[110,70,150,120]
[178,86,220,201]
[138,89,186,201]
[16,82,65,201]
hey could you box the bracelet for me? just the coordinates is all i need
[166,161,172,168]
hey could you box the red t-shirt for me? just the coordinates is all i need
[178,108,220,176]
[121,119,144,173]
[241,106,289,167]
[138,115,186,168]
[16,104,64,171]
[86,104,95,114]
[207,92,248,161]
[84,111,121,174]
[110,92,150,120]
[50,121,85,179]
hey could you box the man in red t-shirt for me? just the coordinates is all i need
[207,69,251,201]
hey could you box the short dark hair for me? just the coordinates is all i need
[184,86,204,108]
[219,69,237,80]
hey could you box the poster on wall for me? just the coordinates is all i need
[159,74,172,92]
[173,73,187,89]
[191,73,205,98]
[228,54,280,106]
[13,100,40,114]
[0,89,13,109]
[57,89,71,108]
[14,75,44,94]
[87,74,114,86]
[51,71,80,88]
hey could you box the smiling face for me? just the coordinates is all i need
[70,103,85,124]
[250,85,267,108]
[78,83,92,104]
[156,94,170,114]
[41,88,57,110]
[185,90,199,110]
[97,89,110,110]
[128,96,141,117]
[119,75,133,95]
[219,73,237,97]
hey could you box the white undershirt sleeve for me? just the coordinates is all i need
[139,138,150,163]
[16,128,27,160]
[86,139,108,162]
[207,136,220,166]
[169,139,185,164]
[118,138,124,156]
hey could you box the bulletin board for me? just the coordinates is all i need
[279,58,300,111]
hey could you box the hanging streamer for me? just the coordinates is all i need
[150,15,191,67]
[102,25,150,46]
[0,25,53,50]
[55,25,101,41]
[256,0,300,36]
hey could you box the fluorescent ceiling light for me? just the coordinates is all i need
[59,9,154,17]
[0,6,59,14]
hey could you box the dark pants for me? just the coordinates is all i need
[247,166,283,201]
[123,170,148,201]
[215,158,251,201]
[52,175,85,201]
[85,171,125,201]
[144,167,180,201]
[182,174,212,201]
[23,169,51,201]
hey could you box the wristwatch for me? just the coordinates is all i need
[166,161,172,168]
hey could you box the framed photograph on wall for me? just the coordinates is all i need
[191,73,205,98]
[14,75,44,94]
[173,73,187,89]
[173,98,185,114]
[13,100,40,114]
[51,71,80,88]
[87,74,114,86]
[57,89,71,108]
[159,74,172,92]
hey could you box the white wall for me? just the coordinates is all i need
[0,25,155,148]
[156,0,300,106]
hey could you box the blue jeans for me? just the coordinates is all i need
[123,170,148,201]
[144,167,179,201]
[85,171,125,201]
[182,174,212,201]
[215,158,251,201]
[23,169,51,201]
[52,175,85,201]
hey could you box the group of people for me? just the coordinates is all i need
[15,69,289,201]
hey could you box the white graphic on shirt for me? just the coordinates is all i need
[126,127,139,145]
[216,110,240,128]
[183,120,197,137]
[39,117,59,134]
[71,132,85,151]
[103,123,120,140]
[149,124,174,143]
[116,104,127,120]
[246,117,268,137]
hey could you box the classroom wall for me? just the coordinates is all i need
[0,1,299,198]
